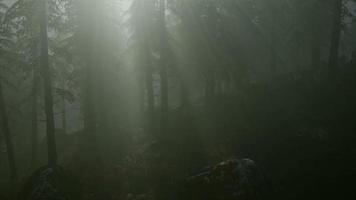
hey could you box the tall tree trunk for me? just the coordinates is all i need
[311,36,321,71]
[40,0,57,166]
[159,0,168,136]
[144,44,154,116]
[269,26,277,76]
[83,51,97,139]
[82,0,97,140]
[31,70,38,169]
[160,65,168,136]
[62,95,67,134]
[61,80,67,134]
[205,71,215,105]
[296,34,302,71]
[144,44,154,135]
[180,80,191,114]
[0,81,18,179]
[328,0,342,81]
[138,71,144,113]
[146,67,154,114]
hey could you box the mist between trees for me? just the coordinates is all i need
[0,0,356,200]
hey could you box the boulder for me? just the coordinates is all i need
[18,165,77,200]
[186,159,265,200]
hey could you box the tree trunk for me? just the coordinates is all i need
[62,95,67,134]
[146,68,154,113]
[296,34,302,70]
[62,80,67,134]
[40,0,57,166]
[328,0,342,81]
[137,71,144,113]
[31,70,38,169]
[83,20,97,138]
[269,26,277,76]
[180,80,191,114]
[81,0,97,140]
[0,81,18,179]
[144,44,154,135]
[159,0,168,136]
[144,45,154,116]
[311,36,321,71]
[83,53,97,138]
[205,71,215,105]
[160,67,168,135]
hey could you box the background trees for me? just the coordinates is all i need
[0,0,355,199]
[0,0,18,180]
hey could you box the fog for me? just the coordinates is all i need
[0,0,356,200]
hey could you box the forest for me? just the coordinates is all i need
[0,0,356,199]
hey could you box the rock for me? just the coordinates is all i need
[186,158,265,200]
[126,192,154,200]
[18,165,77,200]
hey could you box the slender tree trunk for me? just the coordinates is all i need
[180,81,191,114]
[61,80,67,134]
[31,70,38,168]
[159,0,168,136]
[138,71,144,113]
[144,45,154,116]
[311,36,321,70]
[62,95,67,134]
[328,0,342,81]
[40,0,57,166]
[146,67,154,113]
[205,71,215,105]
[81,0,97,139]
[160,67,168,135]
[83,51,97,138]
[0,81,17,179]
[269,26,277,76]
[296,34,302,70]
[82,59,98,158]
[144,44,154,135]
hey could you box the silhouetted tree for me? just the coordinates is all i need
[0,0,18,180]
[159,0,169,136]
[39,0,57,166]
[328,0,343,81]
[0,79,18,179]
[30,70,38,168]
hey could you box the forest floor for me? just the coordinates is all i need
[1,128,355,200]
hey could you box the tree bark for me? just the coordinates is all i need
[205,71,215,105]
[328,0,342,81]
[0,80,18,179]
[40,0,58,166]
[295,34,302,70]
[31,70,38,168]
[61,79,67,134]
[269,25,277,76]
[159,0,168,136]
[311,36,321,71]
[82,0,97,139]
[160,67,168,136]
[83,51,97,140]
[62,95,67,134]
[180,80,191,114]
[144,45,154,117]
[143,43,154,135]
